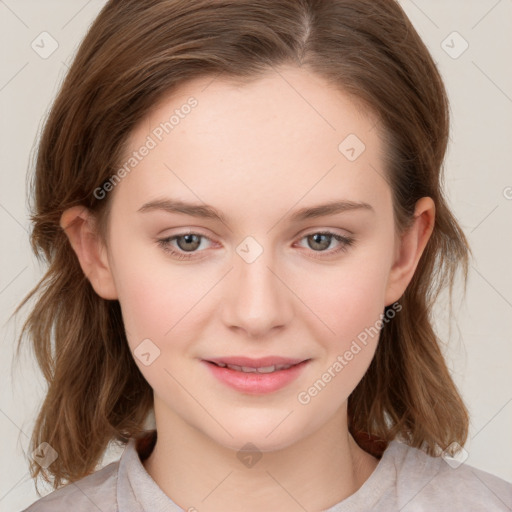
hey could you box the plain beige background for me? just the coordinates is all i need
[1,0,511,510]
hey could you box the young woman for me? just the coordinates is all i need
[17,0,512,510]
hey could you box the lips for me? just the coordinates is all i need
[203,356,311,394]
[205,356,308,374]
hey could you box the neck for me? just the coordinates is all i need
[142,401,378,512]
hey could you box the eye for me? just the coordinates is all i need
[295,231,355,259]
[157,230,355,261]
[157,232,214,260]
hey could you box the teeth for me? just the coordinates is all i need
[257,365,276,373]
[218,363,294,373]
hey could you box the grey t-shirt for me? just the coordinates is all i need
[23,435,512,511]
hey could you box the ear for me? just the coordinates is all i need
[384,197,435,305]
[60,206,118,300]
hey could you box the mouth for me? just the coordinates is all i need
[202,356,312,394]
[204,355,310,373]
[205,360,303,373]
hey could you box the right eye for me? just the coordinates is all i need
[157,232,215,260]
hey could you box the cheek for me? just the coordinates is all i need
[293,266,389,414]
[107,232,196,346]
[115,268,203,348]
[297,258,391,343]
[110,256,206,395]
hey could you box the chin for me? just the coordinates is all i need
[203,415,314,454]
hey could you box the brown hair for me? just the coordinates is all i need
[15,0,470,492]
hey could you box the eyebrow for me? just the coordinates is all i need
[137,198,374,223]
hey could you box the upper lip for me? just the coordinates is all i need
[204,356,309,368]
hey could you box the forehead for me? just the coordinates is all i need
[112,65,390,220]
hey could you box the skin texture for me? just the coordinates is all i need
[61,65,435,511]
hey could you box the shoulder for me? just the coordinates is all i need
[22,460,119,512]
[386,440,512,511]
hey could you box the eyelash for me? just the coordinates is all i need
[156,230,355,261]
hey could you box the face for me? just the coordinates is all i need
[101,65,401,452]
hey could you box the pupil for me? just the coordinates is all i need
[310,233,329,250]
[179,234,200,251]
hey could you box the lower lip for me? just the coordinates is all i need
[202,360,310,394]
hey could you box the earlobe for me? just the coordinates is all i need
[60,206,118,300]
[384,197,435,306]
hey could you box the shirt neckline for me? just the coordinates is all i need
[117,430,402,512]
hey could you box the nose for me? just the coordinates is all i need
[220,245,294,339]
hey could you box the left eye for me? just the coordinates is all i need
[295,231,354,256]
[157,230,355,260]
[298,233,342,252]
